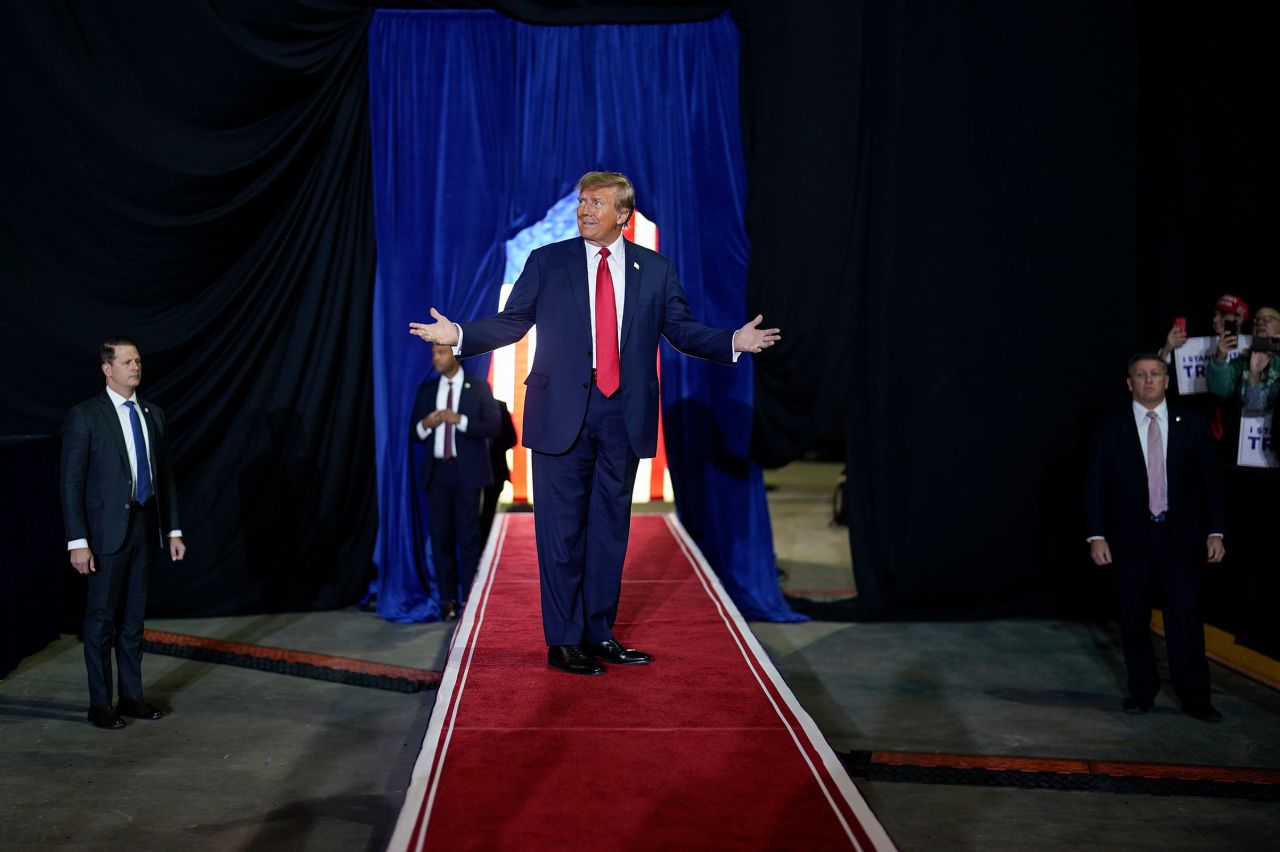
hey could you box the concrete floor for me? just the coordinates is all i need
[1,460,1277,850]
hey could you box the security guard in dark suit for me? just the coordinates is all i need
[61,337,185,729]
[411,344,499,619]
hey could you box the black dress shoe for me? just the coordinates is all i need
[1122,697,1154,715]
[442,600,459,621]
[1182,702,1223,722]
[88,704,125,729]
[548,645,605,675]
[116,697,163,720]
[582,639,652,666]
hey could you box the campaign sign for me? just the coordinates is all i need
[1237,413,1277,469]
[1174,335,1251,396]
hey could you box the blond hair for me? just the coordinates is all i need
[577,171,635,225]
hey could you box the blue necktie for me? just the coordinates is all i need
[125,400,153,505]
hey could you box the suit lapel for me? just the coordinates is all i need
[1165,406,1182,471]
[566,238,591,334]
[97,392,131,472]
[139,397,160,472]
[620,239,641,352]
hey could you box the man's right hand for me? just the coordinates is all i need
[421,410,444,430]
[1089,539,1112,567]
[409,308,459,346]
[70,547,95,575]
[1216,333,1239,359]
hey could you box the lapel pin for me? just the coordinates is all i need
[1175,416,1181,422]
[464,382,471,389]
[633,261,640,270]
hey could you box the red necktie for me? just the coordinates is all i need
[595,247,620,397]
[444,380,455,460]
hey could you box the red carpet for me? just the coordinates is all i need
[390,513,895,851]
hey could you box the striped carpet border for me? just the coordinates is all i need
[142,629,441,693]
[843,750,1280,800]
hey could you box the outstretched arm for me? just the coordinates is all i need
[732,314,781,354]
[409,308,460,347]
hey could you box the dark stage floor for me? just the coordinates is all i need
[1,461,1277,850]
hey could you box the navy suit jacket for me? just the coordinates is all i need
[60,391,181,555]
[460,237,735,457]
[1085,404,1225,561]
[411,372,500,490]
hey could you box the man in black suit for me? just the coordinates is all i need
[60,337,185,729]
[411,343,500,619]
[1086,353,1225,721]
[480,399,518,539]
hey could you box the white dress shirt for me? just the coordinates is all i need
[67,386,182,550]
[415,368,471,458]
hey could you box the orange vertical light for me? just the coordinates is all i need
[511,334,530,502]
[650,351,667,500]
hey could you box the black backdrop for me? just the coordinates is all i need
[739,1,1136,616]
[0,2,1266,623]
[0,1,379,615]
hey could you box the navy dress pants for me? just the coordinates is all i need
[531,385,640,646]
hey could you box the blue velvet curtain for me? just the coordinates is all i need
[367,9,801,623]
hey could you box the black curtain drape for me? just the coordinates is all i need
[0,1,379,616]
[738,1,1138,617]
[1138,3,1278,656]
[2,0,1263,629]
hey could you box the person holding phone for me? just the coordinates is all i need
[1156,293,1248,362]
[1207,305,1280,414]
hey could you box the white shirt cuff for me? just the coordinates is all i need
[452,324,464,356]
[67,538,88,551]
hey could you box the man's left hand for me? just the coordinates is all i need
[170,536,187,561]
[1206,536,1225,563]
[733,314,781,354]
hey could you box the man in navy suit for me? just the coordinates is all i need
[1086,353,1226,721]
[411,343,500,619]
[60,337,185,728]
[410,171,779,675]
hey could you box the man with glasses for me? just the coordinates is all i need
[1085,354,1225,721]
[1207,305,1280,414]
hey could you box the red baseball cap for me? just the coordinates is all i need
[1216,293,1249,321]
